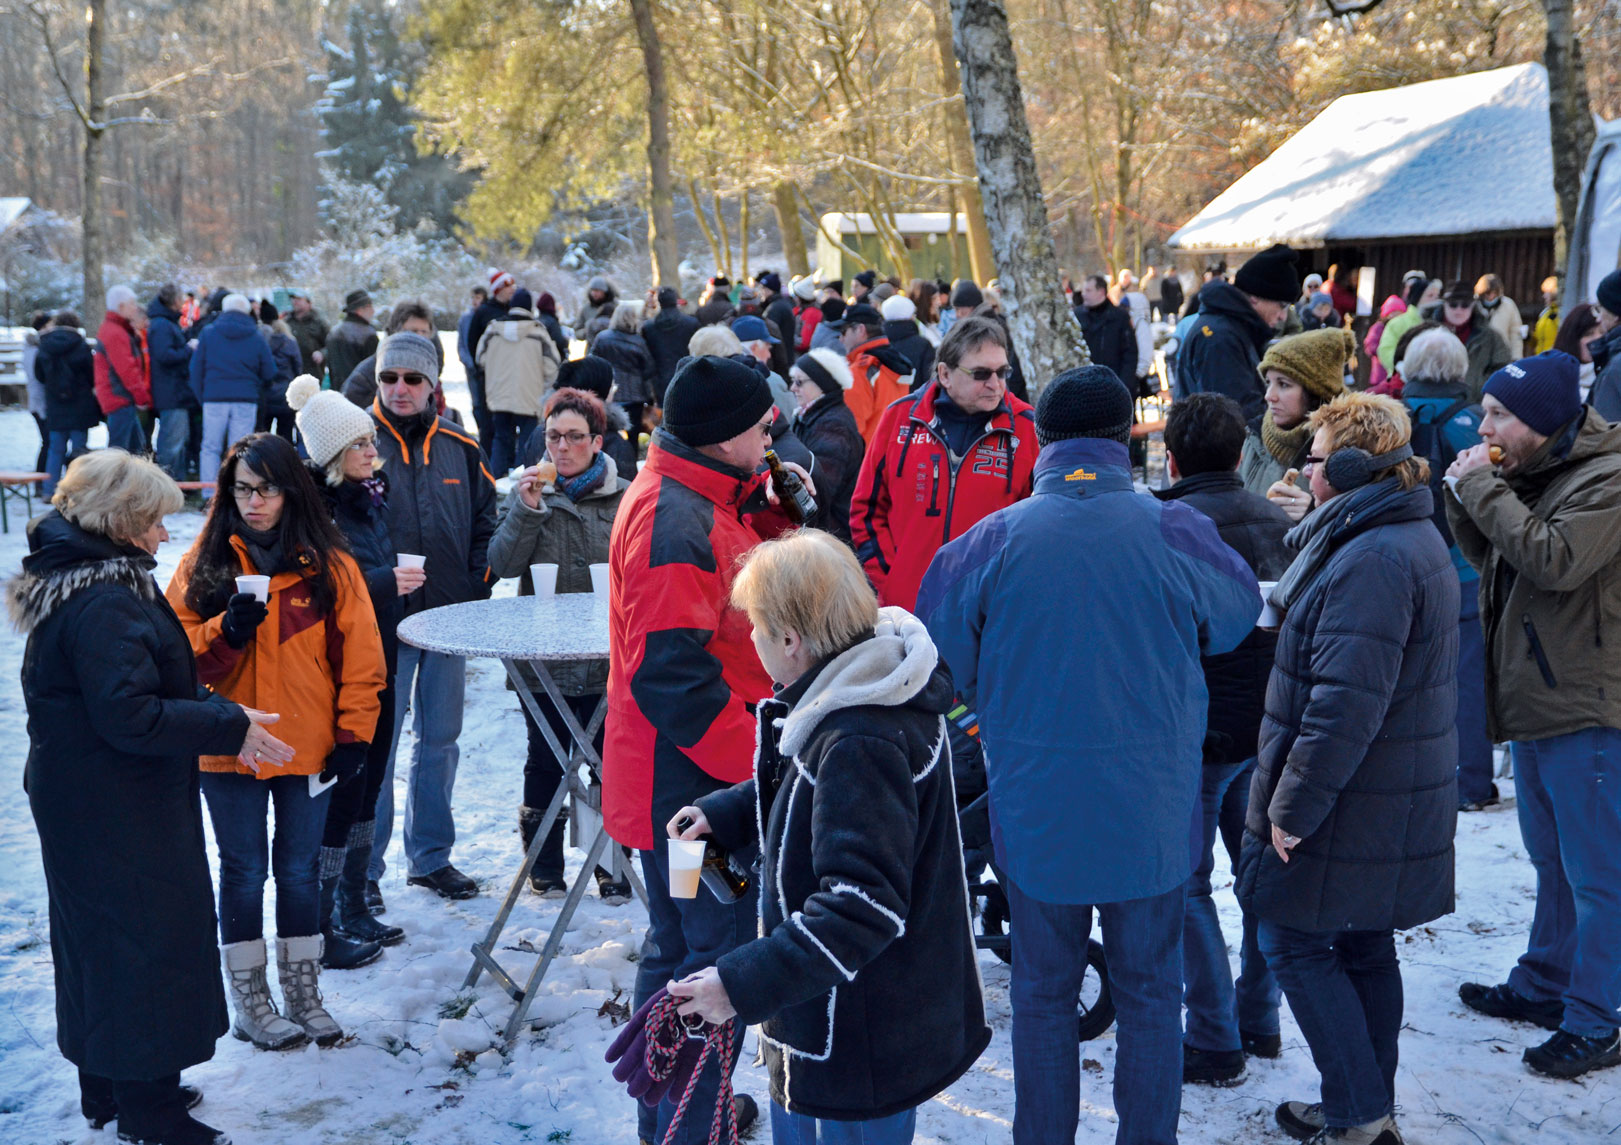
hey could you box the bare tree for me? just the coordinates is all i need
[1545,0,1596,265]
[629,0,680,287]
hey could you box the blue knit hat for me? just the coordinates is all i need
[1482,351,1582,436]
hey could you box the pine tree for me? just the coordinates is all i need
[316,0,472,235]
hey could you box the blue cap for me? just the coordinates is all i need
[731,315,779,345]
[1482,351,1582,437]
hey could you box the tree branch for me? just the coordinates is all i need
[27,1,89,128]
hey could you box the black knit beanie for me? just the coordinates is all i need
[1598,269,1621,317]
[1035,366,1135,446]
[662,355,775,447]
[1233,243,1302,304]
[557,355,615,403]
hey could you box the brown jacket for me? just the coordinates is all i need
[1446,408,1621,741]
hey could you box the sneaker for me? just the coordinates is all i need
[1459,783,1501,812]
[1183,1045,1245,1086]
[1242,1029,1282,1059]
[86,1085,203,1130]
[364,879,386,916]
[408,865,479,900]
[1277,1101,1326,1141]
[1524,1028,1621,1079]
[1459,981,1563,1030]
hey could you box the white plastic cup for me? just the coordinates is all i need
[397,553,426,570]
[234,574,270,602]
[529,563,558,597]
[1257,581,1280,628]
[667,838,706,899]
[590,563,611,597]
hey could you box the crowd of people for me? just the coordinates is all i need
[12,251,1621,1145]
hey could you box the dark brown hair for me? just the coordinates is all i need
[545,387,608,437]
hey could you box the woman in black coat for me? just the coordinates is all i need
[589,302,659,432]
[788,349,865,541]
[1236,393,1458,1145]
[667,532,989,1140]
[11,451,290,1145]
[34,312,101,494]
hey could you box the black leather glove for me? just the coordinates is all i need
[324,741,369,784]
[220,592,269,649]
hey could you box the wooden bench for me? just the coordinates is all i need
[0,471,48,532]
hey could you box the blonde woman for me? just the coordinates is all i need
[590,301,657,432]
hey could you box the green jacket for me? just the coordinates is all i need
[486,461,626,695]
[1445,408,1621,742]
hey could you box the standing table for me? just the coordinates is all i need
[397,594,645,1041]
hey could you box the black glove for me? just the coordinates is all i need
[324,741,369,785]
[220,592,269,649]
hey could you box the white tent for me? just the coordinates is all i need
[0,198,31,234]
[1568,117,1621,308]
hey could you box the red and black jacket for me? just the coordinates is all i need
[603,430,792,850]
[849,382,1038,610]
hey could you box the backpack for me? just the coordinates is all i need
[1407,396,1475,546]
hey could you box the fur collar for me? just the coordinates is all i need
[778,607,939,758]
[7,556,160,634]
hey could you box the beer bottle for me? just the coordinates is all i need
[764,449,817,525]
[699,842,752,903]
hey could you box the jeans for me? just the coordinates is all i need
[200,771,334,943]
[323,682,394,848]
[1259,923,1401,1129]
[633,841,758,1145]
[770,1103,917,1144]
[1506,727,1621,1037]
[44,429,88,495]
[259,399,296,443]
[371,646,466,879]
[1183,758,1279,1051]
[153,407,192,481]
[105,404,147,454]
[1006,876,1184,1145]
[1455,594,1495,804]
[199,402,259,495]
[487,411,537,474]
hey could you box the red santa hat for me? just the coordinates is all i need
[487,267,515,293]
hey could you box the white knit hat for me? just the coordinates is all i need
[880,295,916,322]
[287,375,376,467]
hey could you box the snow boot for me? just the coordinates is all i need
[336,821,405,946]
[519,804,567,897]
[221,938,307,1051]
[81,1073,201,1131]
[318,845,383,969]
[1301,1116,1403,1145]
[116,1112,232,1145]
[277,934,345,1046]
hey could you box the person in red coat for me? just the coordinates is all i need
[849,315,1039,610]
[95,285,153,455]
[604,354,807,1144]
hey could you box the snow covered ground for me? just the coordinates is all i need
[0,405,1614,1144]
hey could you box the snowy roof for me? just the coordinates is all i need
[1167,64,1555,251]
[0,198,30,232]
[822,212,969,235]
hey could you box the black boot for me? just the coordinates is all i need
[317,848,382,970]
[519,805,567,897]
[335,821,405,945]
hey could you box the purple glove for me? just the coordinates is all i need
[604,987,713,1108]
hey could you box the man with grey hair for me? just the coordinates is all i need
[366,332,498,906]
[189,292,276,497]
[94,284,151,454]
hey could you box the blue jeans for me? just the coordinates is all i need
[1006,877,1184,1145]
[487,411,537,474]
[770,1103,916,1144]
[200,771,334,943]
[154,407,192,481]
[370,645,466,879]
[633,842,758,1145]
[44,429,88,495]
[105,404,146,455]
[1455,594,1495,804]
[1258,923,1400,1129]
[1183,758,1279,1051]
[199,402,258,496]
[1506,727,1621,1037]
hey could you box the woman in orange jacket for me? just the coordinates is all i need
[168,433,386,1053]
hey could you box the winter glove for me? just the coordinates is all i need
[324,742,369,785]
[220,592,269,649]
[605,987,710,1107]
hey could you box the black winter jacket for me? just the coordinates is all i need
[793,390,864,541]
[1075,300,1139,387]
[36,326,101,432]
[1178,281,1276,419]
[1155,470,1292,764]
[12,513,248,1079]
[314,464,402,675]
[590,328,658,406]
[882,319,936,390]
[1237,483,1459,933]
[145,299,196,412]
[325,315,378,398]
[698,611,990,1121]
[641,309,700,404]
[765,294,799,365]
[262,326,303,404]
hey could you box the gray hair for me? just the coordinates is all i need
[105,284,138,312]
[222,293,252,314]
[1400,327,1469,385]
[688,325,744,357]
[610,301,643,335]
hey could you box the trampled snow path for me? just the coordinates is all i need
[0,406,1614,1144]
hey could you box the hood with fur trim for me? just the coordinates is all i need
[7,512,160,634]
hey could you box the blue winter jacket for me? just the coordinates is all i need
[188,310,275,405]
[917,437,1260,905]
[144,298,195,412]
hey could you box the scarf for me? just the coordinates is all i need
[358,474,388,509]
[1269,479,1411,613]
[235,522,287,578]
[558,451,610,502]
[1259,413,1312,467]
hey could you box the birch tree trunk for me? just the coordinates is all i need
[81,0,107,315]
[629,0,680,287]
[1544,0,1594,269]
[949,0,1087,395]
[771,181,810,277]
[929,0,995,284]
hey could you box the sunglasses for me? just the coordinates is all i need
[954,365,1012,383]
[379,371,431,387]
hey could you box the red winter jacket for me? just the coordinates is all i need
[849,382,1038,610]
[94,311,152,413]
[603,430,792,849]
[794,302,823,353]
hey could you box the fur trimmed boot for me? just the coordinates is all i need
[277,935,345,1046]
[221,939,307,1050]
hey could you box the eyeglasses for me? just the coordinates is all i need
[1302,456,1326,468]
[346,436,376,452]
[544,430,593,446]
[758,418,775,436]
[378,371,431,387]
[953,365,1012,383]
[231,481,283,501]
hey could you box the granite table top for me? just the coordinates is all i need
[397,594,609,662]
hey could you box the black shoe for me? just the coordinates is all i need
[595,867,633,905]
[117,1112,231,1145]
[336,910,405,946]
[364,879,386,916]
[733,1093,758,1135]
[1183,1045,1245,1086]
[319,924,383,970]
[408,864,479,900]
[1459,981,1564,1030]
[1524,1028,1621,1078]
[1242,1029,1282,1059]
[1276,1101,1325,1141]
[1459,782,1501,812]
[87,1085,203,1129]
